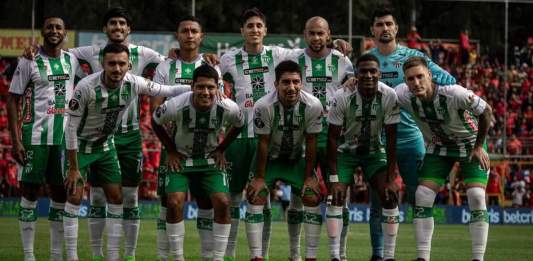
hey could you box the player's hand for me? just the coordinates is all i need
[302,176,320,198]
[333,39,353,56]
[22,44,39,60]
[330,181,346,206]
[64,168,83,196]
[203,53,220,65]
[433,72,456,85]
[167,150,185,172]
[246,177,267,204]
[469,146,490,171]
[342,77,357,92]
[168,48,179,60]
[209,149,227,171]
[11,141,27,165]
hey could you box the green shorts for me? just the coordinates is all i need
[165,161,229,196]
[79,148,122,185]
[18,144,65,186]
[260,158,306,194]
[336,152,387,184]
[317,117,328,149]
[225,138,257,193]
[114,130,143,184]
[157,148,168,196]
[419,154,489,186]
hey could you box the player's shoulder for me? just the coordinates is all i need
[437,84,468,97]
[217,97,240,111]
[76,72,102,91]
[330,49,346,58]
[300,90,322,108]
[221,48,242,59]
[166,91,193,108]
[255,91,277,108]
[377,81,397,96]
[397,44,425,57]
[394,83,412,100]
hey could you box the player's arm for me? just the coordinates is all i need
[302,102,323,196]
[327,92,346,205]
[135,76,190,97]
[247,133,270,202]
[64,89,87,195]
[150,62,170,112]
[151,100,184,172]
[384,91,401,183]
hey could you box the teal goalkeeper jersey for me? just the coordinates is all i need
[367,45,456,149]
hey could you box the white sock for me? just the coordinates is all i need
[212,222,231,261]
[88,187,106,258]
[197,208,214,259]
[303,205,322,259]
[288,194,303,259]
[262,197,272,258]
[382,207,400,260]
[123,186,140,257]
[340,207,349,260]
[107,203,123,261]
[19,197,37,259]
[157,206,169,260]
[326,205,343,259]
[49,200,65,261]
[467,187,489,261]
[63,202,80,261]
[414,186,436,261]
[225,193,242,258]
[167,221,185,261]
[245,204,264,258]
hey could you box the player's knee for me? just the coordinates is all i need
[122,186,139,208]
[212,193,230,210]
[302,193,321,207]
[48,185,67,203]
[466,187,486,210]
[166,193,185,211]
[288,193,303,210]
[415,185,437,207]
[90,187,107,206]
[21,182,39,201]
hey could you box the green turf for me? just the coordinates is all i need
[0,217,532,260]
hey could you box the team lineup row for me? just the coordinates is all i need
[7,5,492,261]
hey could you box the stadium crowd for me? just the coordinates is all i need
[0,36,532,207]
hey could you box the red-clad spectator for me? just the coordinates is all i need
[407,26,422,50]
[487,169,502,205]
[507,135,523,155]
[459,29,471,65]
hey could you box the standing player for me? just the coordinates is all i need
[366,6,456,260]
[152,16,223,261]
[246,60,323,261]
[290,16,354,261]
[396,57,491,261]
[7,16,83,261]
[327,54,400,261]
[152,65,244,261]
[63,43,189,261]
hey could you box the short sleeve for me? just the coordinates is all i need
[67,86,88,117]
[224,100,245,128]
[383,90,400,125]
[327,90,346,126]
[452,86,487,116]
[305,101,323,134]
[153,62,168,84]
[253,103,271,135]
[152,98,177,125]
[8,58,32,95]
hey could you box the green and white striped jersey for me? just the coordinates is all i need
[152,92,244,163]
[153,54,223,88]
[9,49,83,145]
[69,43,165,133]
[328,83,400,155]
[66,71,189,153]
[253,90,323,160]
[220,46,298,139]
[395,83,488,157]
[291,49,354,111]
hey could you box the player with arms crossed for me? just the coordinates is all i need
[7,16,83,261]
[396,57,491,261]
[366,6,456,260]
[246,60,323,261]
[63,43,189,261]
[152,65,244,261]
[328,54,401,261]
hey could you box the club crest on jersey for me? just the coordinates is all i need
[328,64,337,74]
[68,99,79,111]
[393,61,402,68]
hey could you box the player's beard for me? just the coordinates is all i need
[43,35,65,49]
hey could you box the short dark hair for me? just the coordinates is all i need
[371,5,396,26]
[241,7,266,27]
[103,6,132,27]
[356,53,380,68]
[275,60,301,82]
[41,15,65,28]
[402,56,428,72]
[177,15,203,32]
[193,64,219,84]
[102,43,130,57]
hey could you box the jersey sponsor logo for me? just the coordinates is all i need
[381,71,399,79]
[244,66,269,75]
[244,99,254,108]
[47,107,65,114]
[68,99,79,111]
[54,82,66,96]
[48,74,70,81]
[175,78,193,85]
[306,76,332,83]
[251,76,265,91]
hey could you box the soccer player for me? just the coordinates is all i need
[7,16,83,261]
[63,43,189,261]
[246,60,323,261]
[152,64,244,261]
[366,6,456,260]
[290,16,355,261]
[396,57,491,261]
[327,54,400,261]
[151,16,223,261]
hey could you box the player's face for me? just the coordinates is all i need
[356,61,380,93]
[371,15,398,44]
[241,16,267,45]
[192,77,218,109]
[176,21,203,52]
[103,52,130,85]
[404,65,433,98]
[41,18,66,47]
[104,17,131,43]
[276,72,302,106]
[304,22,330,53]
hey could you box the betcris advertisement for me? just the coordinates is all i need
[1,198,532,224]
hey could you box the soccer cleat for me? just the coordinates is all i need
[224,257,235,261]
[413,259,426,261]
[23,254,36,261]
[340,255,347,261]
[91,256,104,261]
[289,256,302,261]
[331,259,341,261]
[370,256,383,261]
[123,256,135,261]
[384,259,395,261]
